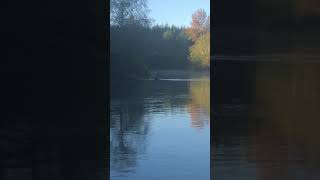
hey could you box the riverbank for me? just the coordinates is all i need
[111,69,209,85]
[149,70,209,79]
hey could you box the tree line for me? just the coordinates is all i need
[110,0,210,81]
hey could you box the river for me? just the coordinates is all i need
[110,71,210,180]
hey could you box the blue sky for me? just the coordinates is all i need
[148,0,210,27]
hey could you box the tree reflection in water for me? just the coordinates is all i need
[110,77,210,178]
[110,102,150,174]
[187,79,210,129]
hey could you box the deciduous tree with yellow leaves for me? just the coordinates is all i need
[185,9,210,69]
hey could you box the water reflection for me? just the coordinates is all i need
[187,79,210,128]
[110,102,149,174]
[251,61,320,180]
[110,77,210,180]
[213,56,320,180]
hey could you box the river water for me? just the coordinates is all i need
[212,57,320,180]
[110,72,210,180]
[110,58,320,180]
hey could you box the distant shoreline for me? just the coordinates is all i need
[110,69,209,86]
[149,69,209,79]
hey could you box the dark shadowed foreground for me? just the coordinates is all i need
[212,49,320,179]
[0,0,106,179]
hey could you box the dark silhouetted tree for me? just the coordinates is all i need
[110,0,151,27]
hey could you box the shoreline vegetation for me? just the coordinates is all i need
[110,69,210,91]
[110,0,210,84]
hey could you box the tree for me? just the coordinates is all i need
[185,9,209,42]
[189,32,210,68]
[110,0,151,27]
[163,29,173,40]
[205,16,210,32]
[186,9,210,68]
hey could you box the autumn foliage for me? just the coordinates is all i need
[185,9,210,68]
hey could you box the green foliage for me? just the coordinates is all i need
[110,1,206,83]
[111,24,192,81]
[163,29,174,40]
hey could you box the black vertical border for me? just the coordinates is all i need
[98,0,109,179]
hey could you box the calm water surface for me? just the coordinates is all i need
[110,57,320,180]
[213,56,320,180]
[110,74,210,180]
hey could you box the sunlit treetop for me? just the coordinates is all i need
[185,9,210,42]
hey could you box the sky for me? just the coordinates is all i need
[148,0,210,27]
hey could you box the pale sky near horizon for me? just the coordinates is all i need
[148,0,210,27]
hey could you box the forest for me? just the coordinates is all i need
[110,0,210,82]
